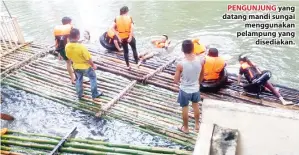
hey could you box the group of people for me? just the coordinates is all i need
[53,6,292,134]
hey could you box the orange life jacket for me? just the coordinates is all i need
[192,39,206,55]
[115,15,132,39]
[54,24,72,48]
[106,28,116,43]
[241,62,262,81]
[154,41,166,48]
[203,55,225,80]
[54,24,72,37]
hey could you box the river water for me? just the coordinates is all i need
[1,0,299,151]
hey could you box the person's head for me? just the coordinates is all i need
[120,6,129,15]
[182,40,194,54]
[208,48,218,57]
[238,54,254,66]
[162,34,168,42]
[62,17,72,25]
[69,28,80,41]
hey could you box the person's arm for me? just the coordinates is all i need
[174,63,183,84]
[128,22,134,42]
[87,58,97,70]
[111,20,121,41]
[237,68,243,85]
[199,58,205,83]
[82,45,97,70]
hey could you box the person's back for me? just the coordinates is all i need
[174,40,204,134]
[65,28,102,100]
[65,42,91,70]
[180,57,204,93]
[192,39,206,55]
[203,48,226,81]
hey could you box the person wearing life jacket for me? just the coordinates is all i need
[111,6,138,70]
[105,27,121,52]
[54,17,75,84]
[192,39,206,56]
[237,55,292,105]
[151,35,171,49]
[137,35,171,67]
[203,48,226,81]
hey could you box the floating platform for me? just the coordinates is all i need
[1,41,299,152]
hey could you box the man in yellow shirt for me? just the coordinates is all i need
[65,28,102,99]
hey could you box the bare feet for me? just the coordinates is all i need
[126,66,131,70]
[178,125,189,134]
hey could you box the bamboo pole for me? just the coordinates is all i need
[2,133,192,154]
[0,44,49,79]
[5,130,191,154]
[142,58,176,83]
[0,41,32,57]
[96,80,137,117]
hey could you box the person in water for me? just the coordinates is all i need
[65,28,103,100]
[137,35,171,67]
[192,38,206,56]
[174,40,205,133]
[53,17,76,84]
[111,6,138,70]
[105,27,122,52]
[203,48,226,82]
[237,55,292,105]
[151,34,171,49]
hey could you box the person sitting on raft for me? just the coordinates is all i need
[137,35,171,67]
[237,55,292,105]
[151,34,171,50]
[105,27,122,52]
[192,38,206,56]
[202,48,226,83]
[54,17,76,84]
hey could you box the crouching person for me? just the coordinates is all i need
[174,40,205,133]
[66,28,103,100]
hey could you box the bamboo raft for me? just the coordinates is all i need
[0,130,192,155]
[0,41,48,78]
[1,42,299,152]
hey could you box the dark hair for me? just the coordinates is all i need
[182,40,194,54]
[120,6,129,15]
[208,48,218,57]
[239,54,254,66]
[162,34,168,40]
[62,17,72,25]
[69,28,80,40]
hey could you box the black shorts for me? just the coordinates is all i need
[57,48,68,61]
[243,71,271,93]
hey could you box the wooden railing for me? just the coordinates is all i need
[0,15,26,56]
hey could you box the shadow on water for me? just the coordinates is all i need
[1,85,185,149]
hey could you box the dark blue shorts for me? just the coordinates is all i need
[177,90,200,107]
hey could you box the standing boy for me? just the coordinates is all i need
[65,28,103,100]
[54,17,75,84]
[174,40,205,133]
